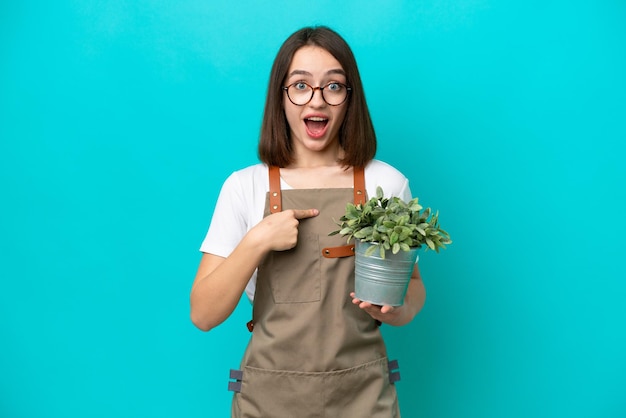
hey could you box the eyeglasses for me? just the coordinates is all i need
[283,81,351,106]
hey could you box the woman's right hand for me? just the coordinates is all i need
[250,208,319,252]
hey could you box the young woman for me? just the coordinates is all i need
[191,26,425,417]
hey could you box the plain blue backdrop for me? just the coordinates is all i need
[1,1,625,417]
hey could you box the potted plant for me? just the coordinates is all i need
[330,186,451,306]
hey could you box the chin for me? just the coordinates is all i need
[303,138,333,151]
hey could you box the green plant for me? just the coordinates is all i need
[330,186,452,258]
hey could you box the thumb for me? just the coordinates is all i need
[292,208,319,220]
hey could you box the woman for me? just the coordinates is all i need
[191,26,425,417]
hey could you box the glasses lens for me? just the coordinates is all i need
[322,83,348,106]
[287,83,313,105]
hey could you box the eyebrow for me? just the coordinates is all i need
[287,69,346,78]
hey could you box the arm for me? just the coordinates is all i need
[350,263,425,326]
[190,208,319,331]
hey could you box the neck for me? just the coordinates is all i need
[288,144,345,169]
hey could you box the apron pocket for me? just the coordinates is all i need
[234,360,399,418]
[264,232,321,304]
[323,358,400,418]
[235,367,324,418]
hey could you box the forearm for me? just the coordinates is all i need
[190,209,320,331]
[190,235,268,331]
[386,275,425,326]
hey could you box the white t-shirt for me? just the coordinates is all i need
[200,159,413,302]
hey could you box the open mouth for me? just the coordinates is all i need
[304,117,329,138]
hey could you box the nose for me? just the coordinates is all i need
[309,87,327,107]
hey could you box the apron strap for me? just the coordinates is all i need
[322,245,355,258]
[268,165,282,213]
[353,165,366,205]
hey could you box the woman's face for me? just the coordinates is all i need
[283,45,349,160]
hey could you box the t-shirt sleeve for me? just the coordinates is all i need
[365,160,413,202]
[395,176,412,202]
[199,171,249,258]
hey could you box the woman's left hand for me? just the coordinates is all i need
[350,292,403,324]
[349,264,426,326]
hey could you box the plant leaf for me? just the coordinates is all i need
[364,244,378,257]
[353,226,373,239]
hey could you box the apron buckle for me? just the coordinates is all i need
[388,359,401,384]
[228,369,243,392]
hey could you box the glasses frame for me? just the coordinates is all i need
[282,81,352,106]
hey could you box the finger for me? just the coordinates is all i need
[350,292,364,305]
[359,301,374,310]
[380,305,395,314]
[292,208,319,220]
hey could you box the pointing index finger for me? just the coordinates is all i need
[293,209,319,219]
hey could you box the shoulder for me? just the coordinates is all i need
[217,163,270,219]
[364,159,411,200]
[228,163,268,183]
[365,159,407,179]
[221,163,269,193]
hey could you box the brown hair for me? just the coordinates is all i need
[258,26,376,168]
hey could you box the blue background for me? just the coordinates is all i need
[1,1,625,417]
